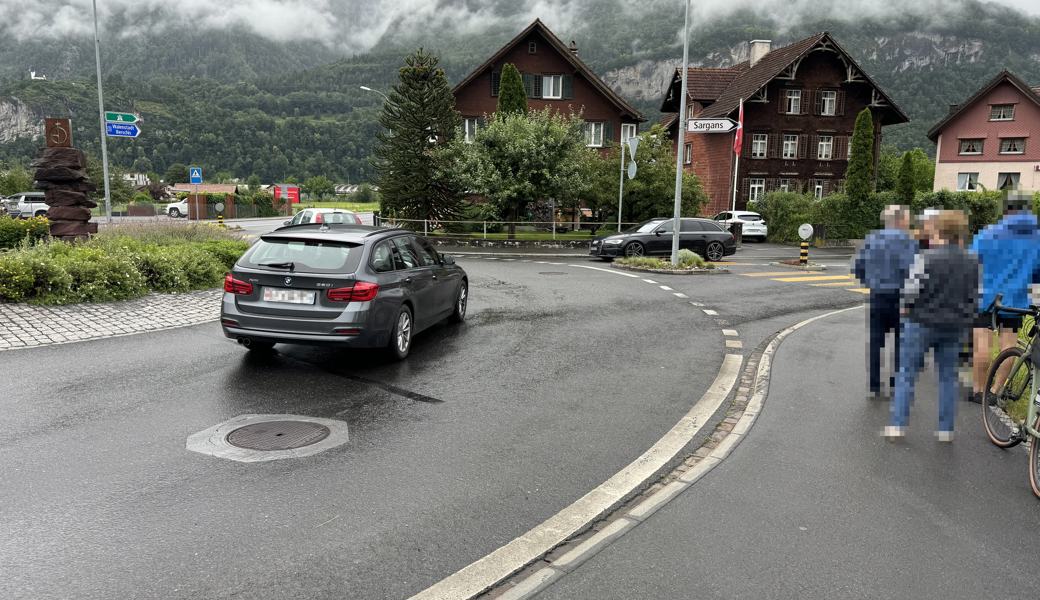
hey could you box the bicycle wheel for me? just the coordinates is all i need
[1029,420,1040,499]
[982,347,1031,448]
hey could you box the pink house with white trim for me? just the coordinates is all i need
[928,70,1040,192]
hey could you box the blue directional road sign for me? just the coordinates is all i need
[105,122,141,138]
[189,167,203,185]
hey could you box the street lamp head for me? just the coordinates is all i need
[359,86,373,92]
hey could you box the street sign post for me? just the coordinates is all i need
[104,111,138,124]
[105,122,140,138]
[189,167,203,185]
[618,136,640,231]
[687,118,738,133]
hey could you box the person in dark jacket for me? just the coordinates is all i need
[885,210,979,442]
[853,205,918,399]
[970,193,1040,404]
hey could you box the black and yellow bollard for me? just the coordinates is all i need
[217,214,225,228]
[799,241,809,265]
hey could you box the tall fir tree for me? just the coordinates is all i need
[896,151,915,203]
[845,108,875,205]
[375,48,462,222]
[497,63,528,115]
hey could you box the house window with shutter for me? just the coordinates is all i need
[958,139,983,155]
[782,134,798,159]
[683,143,692,164]
[463,118,479,143]
[585,122,605,147]
[749,178,766,202]
[820,91,837,116]
[999,138,1025,154]
[784,90,801,114]
[528,41,537,54]
[542,75,563,99]
[751,134,767,159]
[778,178,792,192]
[817,135,834,160]
[989,104,1015,121]
[621,123,637,143]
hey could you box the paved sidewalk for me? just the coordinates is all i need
[0,289,221,351]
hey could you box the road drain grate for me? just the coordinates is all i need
[226,420,331,451]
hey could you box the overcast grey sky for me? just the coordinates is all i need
[0,0,1036,51]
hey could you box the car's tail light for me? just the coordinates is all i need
[314,212,324,224]
[334,327,361,336]
[221,318,239,327]
[327,281,379,302]
[224,274,253,295]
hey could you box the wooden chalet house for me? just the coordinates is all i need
[452,19,645,152]
[661,33,909,215]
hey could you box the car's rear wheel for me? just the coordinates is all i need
[450,281,468,323]
[169,207,181,218]
[389,306,413,360]
[624,242,645,257]
[34,210,47,218]
[706,241,724,262]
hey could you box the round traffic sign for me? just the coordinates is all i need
[798,223,814,240]
[215,202,225,213]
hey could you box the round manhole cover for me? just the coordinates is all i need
[226,420,331,451]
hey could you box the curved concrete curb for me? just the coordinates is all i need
[768,261,827,271]
[481,305,865,600]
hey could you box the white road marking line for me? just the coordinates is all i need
[642,279,657,284]
[568,265,641,278]
[659,285,673,291]
[689,301,704,307]
[548,262,564,265]
[673,293,689,299]
[501,258,516,262]
[485,257,499,260]
[722,329,738,337]
[409,353,743,600]
[725,339,743,349]
[535,261,549,264]
[702,309,718,316]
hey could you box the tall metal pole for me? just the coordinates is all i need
[670,0,691,265]
[92,0,112,223]
[617,142,626,232]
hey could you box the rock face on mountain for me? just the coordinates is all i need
[0,99,41,144]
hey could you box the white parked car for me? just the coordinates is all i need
[4,191,48,219]
[165,198,189,218]
[712,210,768,241]
[283,208,362,226]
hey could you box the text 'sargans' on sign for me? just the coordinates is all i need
[687,118,738,133]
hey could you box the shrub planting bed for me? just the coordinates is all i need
[0,223,248,304]
[612,250,728,275]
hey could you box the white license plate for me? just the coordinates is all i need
[263,288,316,304]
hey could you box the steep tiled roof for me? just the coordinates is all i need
[452,19,644,121]
[692,32,907,125]
[928,70,1040,141]
[685,65,747,101]
[658,113,678,129]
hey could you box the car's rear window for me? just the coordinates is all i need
[739,215,762,221]
[241,238,364,273]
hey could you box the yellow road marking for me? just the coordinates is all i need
[772,274,855,283]
[847,287,870,294]
[741,271,815,277]
[812,281,862,287]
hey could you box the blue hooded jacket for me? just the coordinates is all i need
[853,228,918,293]
[971,212,1040,314]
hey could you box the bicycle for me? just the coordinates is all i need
[980,293,1040,498]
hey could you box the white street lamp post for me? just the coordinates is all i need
[670,0,691,265]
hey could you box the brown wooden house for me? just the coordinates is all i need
[453,19,645,152]
[660,33,909,215]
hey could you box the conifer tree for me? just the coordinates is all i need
[375,48,462,222]
[845,108,875,206]
[497,63,528,114]
[896,151,915,203]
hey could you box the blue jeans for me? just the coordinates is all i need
[891,320,965,431]
[868,290,901,392]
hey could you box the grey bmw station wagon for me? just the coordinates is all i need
[220,224,468,359]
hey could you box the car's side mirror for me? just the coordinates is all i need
[283,220,291,226]
[441,255,456,265]
[654,230,661,236]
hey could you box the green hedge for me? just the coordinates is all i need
[0,216,50,249]
[0,224,249,304]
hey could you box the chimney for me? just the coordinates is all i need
[749,40,772,67]
[569,40,578,56]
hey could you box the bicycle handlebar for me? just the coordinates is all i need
[988,293,1038,317]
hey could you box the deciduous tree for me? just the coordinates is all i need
[303,175,335,200]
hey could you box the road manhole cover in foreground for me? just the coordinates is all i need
[187,414,349,463]
[227,420,331,450]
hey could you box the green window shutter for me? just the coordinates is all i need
[562,74,574,99]
[477,116,487,128]
[491,72,501,97]
[603,121,614,144]
[522,73,534,98]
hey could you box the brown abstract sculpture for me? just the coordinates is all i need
[32,119,98,240]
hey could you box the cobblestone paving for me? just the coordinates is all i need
[0,289,222,352]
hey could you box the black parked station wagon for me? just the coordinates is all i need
[221,224,468,359]
[589,218,737,261]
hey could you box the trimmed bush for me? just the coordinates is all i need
[0,216,49,249]
[677,248,707,268]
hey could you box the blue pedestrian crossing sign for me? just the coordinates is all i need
[189,167,203,185]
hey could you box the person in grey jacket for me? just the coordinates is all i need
[885,210,979,441]
[853,205,918,399]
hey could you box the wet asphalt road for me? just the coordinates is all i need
[539,307,1040,599]
[1,258,738,600]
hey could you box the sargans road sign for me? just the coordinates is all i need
[687,118,738,133]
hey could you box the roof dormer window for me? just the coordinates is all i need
[528,41,537,54]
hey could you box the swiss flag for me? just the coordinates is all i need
[732,98,744,156]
